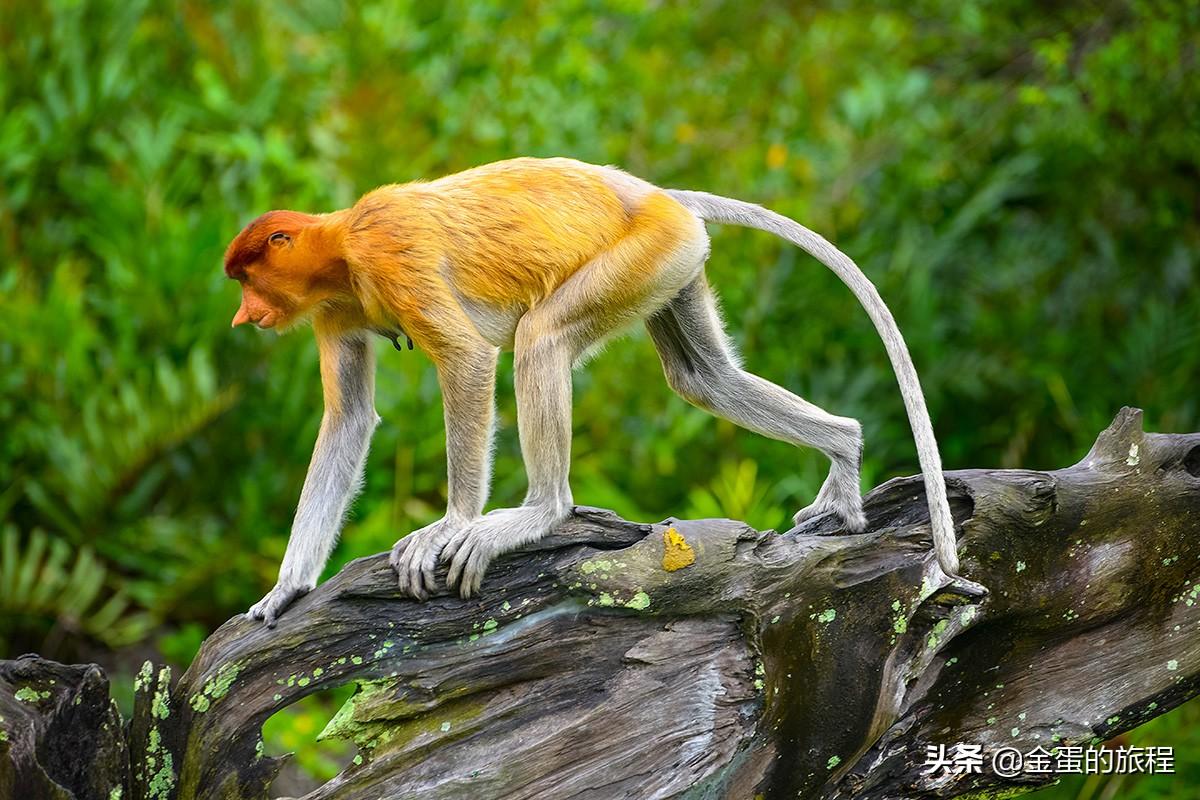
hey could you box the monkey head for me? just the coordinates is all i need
[224,210,349,330]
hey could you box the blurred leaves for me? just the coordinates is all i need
[0,527,153,655]
[684,459,787,532]
[0,6,1197,790]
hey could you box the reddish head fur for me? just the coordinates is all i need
[224,209,355,330]
[224,210,321,279]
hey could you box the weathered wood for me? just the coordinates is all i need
[3,407,1199,799]
[0,656,127,799]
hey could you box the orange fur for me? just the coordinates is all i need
[225,208,356,330]
[224,158,692,362]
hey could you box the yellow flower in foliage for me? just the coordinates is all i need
[766,143,788,169]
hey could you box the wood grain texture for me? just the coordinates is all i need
[3,408,1199,799]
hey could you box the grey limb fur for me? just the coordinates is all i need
[246,332,378,626]
[666,188,960,577]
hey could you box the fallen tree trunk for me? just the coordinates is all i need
[3,407,1199,799]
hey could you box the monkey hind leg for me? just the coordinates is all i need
[442,196,710,597]
[646,275,867,533]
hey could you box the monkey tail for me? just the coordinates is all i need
[665,189,961,578]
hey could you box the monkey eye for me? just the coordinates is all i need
[269,232,291,247]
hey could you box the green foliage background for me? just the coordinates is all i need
[1,1,1197,795]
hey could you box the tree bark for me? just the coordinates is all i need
[3,407,1199,799]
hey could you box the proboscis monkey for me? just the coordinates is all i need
[225,157,960,624]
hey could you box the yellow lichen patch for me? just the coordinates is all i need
[662,527,696,572]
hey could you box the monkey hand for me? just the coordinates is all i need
[390,515,466,600]
[247,581,311,628]
[441,504,569,599]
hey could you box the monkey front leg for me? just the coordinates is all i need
[390,345,498,600]
[442,324,575,598]
[247,331,377,626]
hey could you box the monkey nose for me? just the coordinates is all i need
[231,305,253,328]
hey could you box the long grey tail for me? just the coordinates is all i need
[667,189,960,577]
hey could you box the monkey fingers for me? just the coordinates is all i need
[442,505,568,598]
[443,531,495,600]
[390,516,464,600]
[246,583,311,628]
[437,524,472,567]
[439,518,502,598]
[390,537,439,600]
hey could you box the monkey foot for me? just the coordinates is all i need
[247,582,311,628]
[390,515,466,600]
[793,501,868,533]
[441,504,569,599]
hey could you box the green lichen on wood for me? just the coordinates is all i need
[189,661,243,712]
[133,661,153,692]
[202,661,240,700]
[152,666,172,719]
[926,619,950,650]
[321,677,487,759]
[318,678,399,744]
[625,590,651,610]
[141,704,177,800]
[14,686,49,703]
[372,639,399,658]
[580,558,614,575]
[147,751,175,800]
